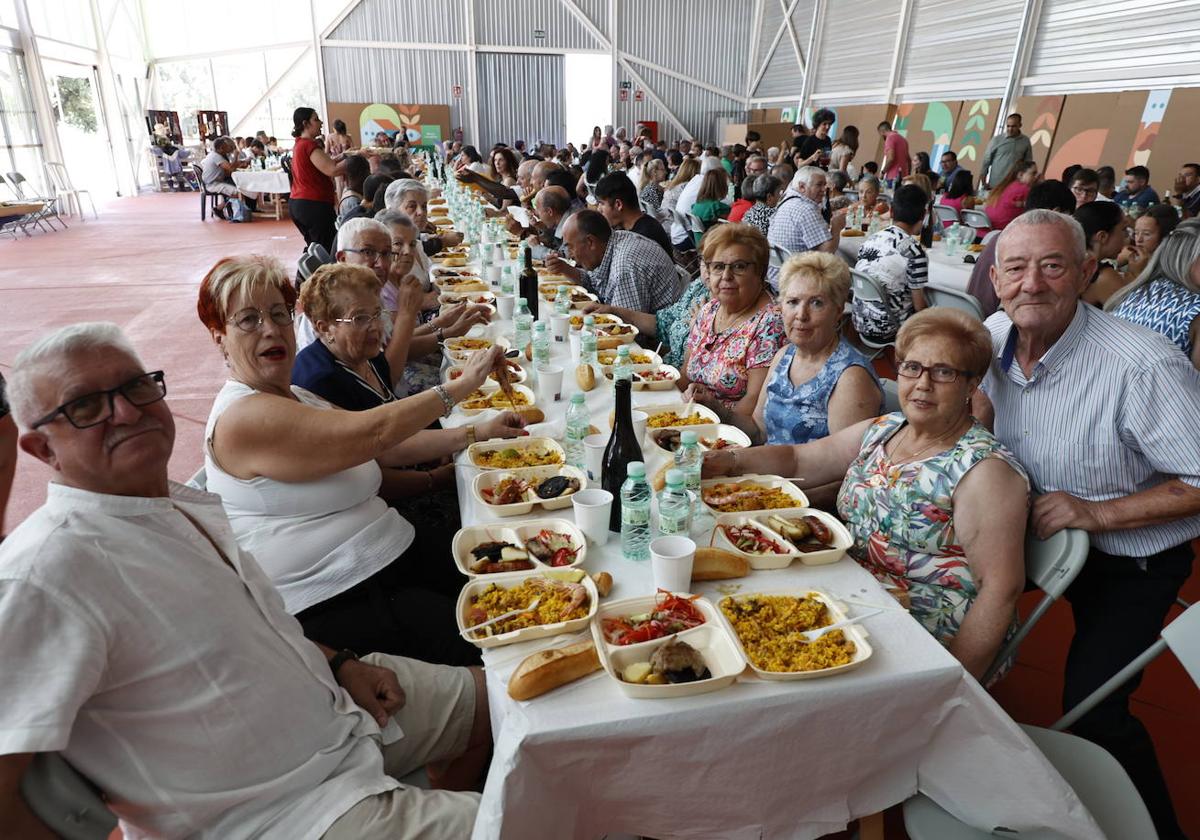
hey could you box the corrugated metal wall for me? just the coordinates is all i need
[752,0,814,101]
[616,0,751,96]
[329,0,468,43]
[1023,0,1200,94]
[474,0,602,49]
[476,52,565,146]
[897,0,1024,100]
[615,61,745,142]
[322,45,471,128]
[810,0,901,103]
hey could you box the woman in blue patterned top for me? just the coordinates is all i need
[1107,218,1200,369]
[705,252,883,445]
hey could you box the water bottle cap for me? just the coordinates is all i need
[665,468,684,486]
[570,392,585,404]
[617,344,629,355]
[533,321,546,332]
[680,431,698,444]
[558,285,569,292]
[626,461,646,477]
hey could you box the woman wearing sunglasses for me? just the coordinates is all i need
[198,255,520,668]
[703,308,1030,682]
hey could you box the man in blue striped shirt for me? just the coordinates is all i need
[978,209,1199,840]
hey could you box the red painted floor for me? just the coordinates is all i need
[2,193,1196,839]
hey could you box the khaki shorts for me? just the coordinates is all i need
[323,653,480,840]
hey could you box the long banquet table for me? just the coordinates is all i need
[438,299,1100,840]
[837,233,975,292]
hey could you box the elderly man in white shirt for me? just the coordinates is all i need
[977,210,1200,840]
[0,323,488,840]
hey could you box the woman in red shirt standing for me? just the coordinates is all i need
[289,107,350,253]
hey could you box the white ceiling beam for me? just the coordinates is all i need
[747,0,801,100]
[322,38,471,51]
[320,0,366,39]
[152,41,309,63]
[998,0,1046,135]
[230,46,313,136]
[310,0,328,128]
[884,0,915,104]
[464,0,479,144]
[745,0,764,104]
[617,57,689,139]
[622,55,745,103]
[797,0,824,111]
[781,0,807,78]
[558,0,612,50]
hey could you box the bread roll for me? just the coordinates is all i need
[517,407,545,424]
[576,364,596,392]
[651,461,672,492]
[592,571,613,597]
[507,640,601,700]
[691,547,750,581]
[596,336,625,351]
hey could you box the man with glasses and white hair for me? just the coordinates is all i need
[979,209,1200,840]
[0,323,488,839]
[766,166,847,287]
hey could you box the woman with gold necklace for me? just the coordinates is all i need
[676,223,785,416]
[703,308,1030,682]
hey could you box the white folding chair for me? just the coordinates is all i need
[674,263,692,298]
[980,229,1001,248]
[906,600,1197,840]
[669,208,692,246]
[768,243,791,271]
[981,528,1089,685]
[848,269,895,359]
[932,204,961,226]
[960,208,991,239]
[45,162,97,220]
[880,378,900,413]
[186,465,207,491]
[19,753,116,840]
[842,188,859,202]
[923,282,984,320]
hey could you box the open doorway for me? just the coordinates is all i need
[564,53,612,151]
[44,59,118,200]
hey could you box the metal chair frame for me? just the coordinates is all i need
[848,268,895,359]
[923,282,984,320]
[44,163,96,220]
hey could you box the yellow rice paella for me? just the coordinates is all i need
[465,576,590,638]
[719,594,856,672]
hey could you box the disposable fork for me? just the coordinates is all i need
[460,597,542,638]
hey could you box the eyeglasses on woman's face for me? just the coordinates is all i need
[334,310,384,329]
[227,305,294,333]
[896,360,972,383]
[704,259,754,276]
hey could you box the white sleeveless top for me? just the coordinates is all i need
[204,380,413,614]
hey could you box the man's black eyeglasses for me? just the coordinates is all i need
[31,371,167,430]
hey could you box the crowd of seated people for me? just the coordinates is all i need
[2,103,1198,840]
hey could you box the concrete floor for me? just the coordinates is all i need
[1,192,1196,838]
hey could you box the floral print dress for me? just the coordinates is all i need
[684,298,785,407]
[836,413,1028,646]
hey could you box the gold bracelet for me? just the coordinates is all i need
[729,448,740,475]
[465,424,477,445]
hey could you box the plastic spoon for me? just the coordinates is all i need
[461,597,542,638]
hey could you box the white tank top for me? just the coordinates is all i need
[204,380,413,613]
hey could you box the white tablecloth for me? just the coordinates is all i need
[837,235,975,292]
[437,294,1100,840]
[232,169,290,194]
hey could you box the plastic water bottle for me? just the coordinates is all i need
[620,461,652,561]
[514,299,533,355]
[674,430,704,520]
[500,266,516,297]
[612,344,633,389]
[658,469,692,536]
[580,327,598,367]
[532,321,551,369]
[554,284,571,316]
[564,393,590,470]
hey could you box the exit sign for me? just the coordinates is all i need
[533,28,546,38]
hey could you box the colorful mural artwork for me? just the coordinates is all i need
[1045,128,1108,179]
[355,103,442,145]
[1129,89,1172,168]
[954,99,994,164]
[921,101,957,163]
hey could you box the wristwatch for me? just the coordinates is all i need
[465,424,477,445]
[328,648,359,677]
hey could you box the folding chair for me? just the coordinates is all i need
[848,269,895,360]
[307,242,333,265]
[19,753,116,840]
[673,263,692,298]
[4,171,64,231]
[192,163,222,221]
[905,600,1196,840]
[960,208,992,240]
[981,527,1089,685]
[932,204,961,227]
[45,163,96,220]
[842,188,859,202]
[186,466,207,491]
[923,282,984,320]
[768,243,791,272]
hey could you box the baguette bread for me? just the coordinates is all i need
[691,547,750,581]
[650,461,672,492]
[595,336,625,351]
[576,363,596,392]
[507,640,601,700]
[516,407,545,424]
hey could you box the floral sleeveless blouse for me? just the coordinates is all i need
[836,413,1028,646]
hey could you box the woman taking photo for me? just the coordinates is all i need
[704,308,1029,681]
[983,160,1038,230]
[709,252,882,444]
[678,223,785,414]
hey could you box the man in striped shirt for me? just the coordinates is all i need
[978,209,1199,840]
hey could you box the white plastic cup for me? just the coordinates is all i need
[496,294,515,320]
[583,432,608,484]
[631,410,648,444]
[572,488,614,546]
[536,364,564,403]
[551,313,570,343]
[568,331,582,360]
[650,536,696,593]
[485,264,501,287]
